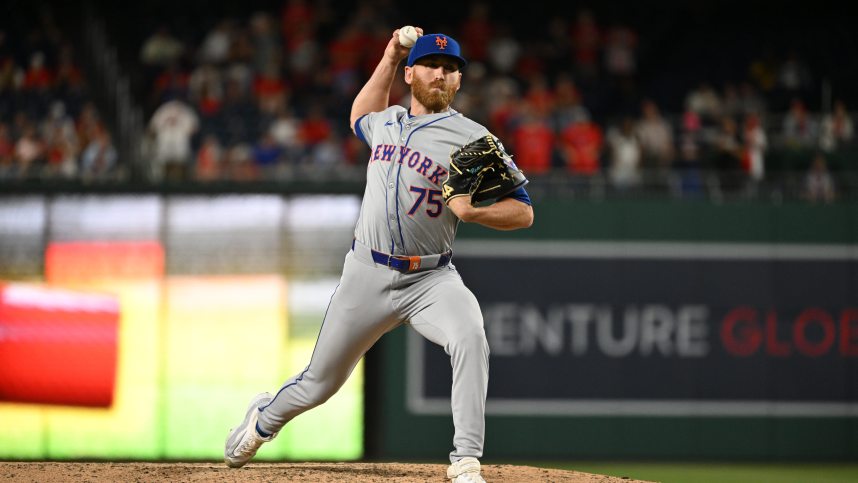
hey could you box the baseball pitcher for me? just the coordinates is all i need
[225,27,534,483]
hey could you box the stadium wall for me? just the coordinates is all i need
[369,199,858,461]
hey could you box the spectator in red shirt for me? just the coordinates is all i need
[253,60,289,114]
[559,112,604,175]
[195,134,223,181]
[362,26,395,79]
[742,112,767,182]
[54,44,84,92]
[22,52,52,90]
[189,63,223,116]
[512,104,554,175]
[328,23,368,99]
[281,0,316,47]
[459,1,493,64]
[0,122,14,175]
[152,64,190,107]
[299,106,332,150]
[515,47,546,81]
[523,74,554,117]
[570,8,602,82]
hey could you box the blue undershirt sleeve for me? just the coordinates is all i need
[353,114,368,145]
[501,186,532,205]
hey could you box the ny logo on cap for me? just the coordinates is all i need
[435,36,448,49]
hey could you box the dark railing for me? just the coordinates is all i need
[1,166,854,204]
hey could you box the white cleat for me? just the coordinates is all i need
[224,392,278,468]
[447,456,486,483]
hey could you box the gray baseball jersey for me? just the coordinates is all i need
[353,105,489,256]
[254,105,529,463]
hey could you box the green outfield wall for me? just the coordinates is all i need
[458,199,858,243]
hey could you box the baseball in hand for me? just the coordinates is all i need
[398,26,419,48]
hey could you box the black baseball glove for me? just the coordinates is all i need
[442,135,528,205]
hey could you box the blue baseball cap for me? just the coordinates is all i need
[406,33,467,69]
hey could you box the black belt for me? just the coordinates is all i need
[352,239,452,273]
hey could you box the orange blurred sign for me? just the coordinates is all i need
[45,241,164,283]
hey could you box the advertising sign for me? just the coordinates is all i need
[408,241,858,416]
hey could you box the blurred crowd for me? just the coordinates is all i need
[0,1,853,203]
[0,8,118,182]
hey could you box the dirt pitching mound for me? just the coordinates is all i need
[1,462,653,482]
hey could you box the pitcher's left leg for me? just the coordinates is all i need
[405,270,489,463]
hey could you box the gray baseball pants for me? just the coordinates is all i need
[256,243,489,462]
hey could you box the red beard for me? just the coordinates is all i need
[411,77,457,112]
